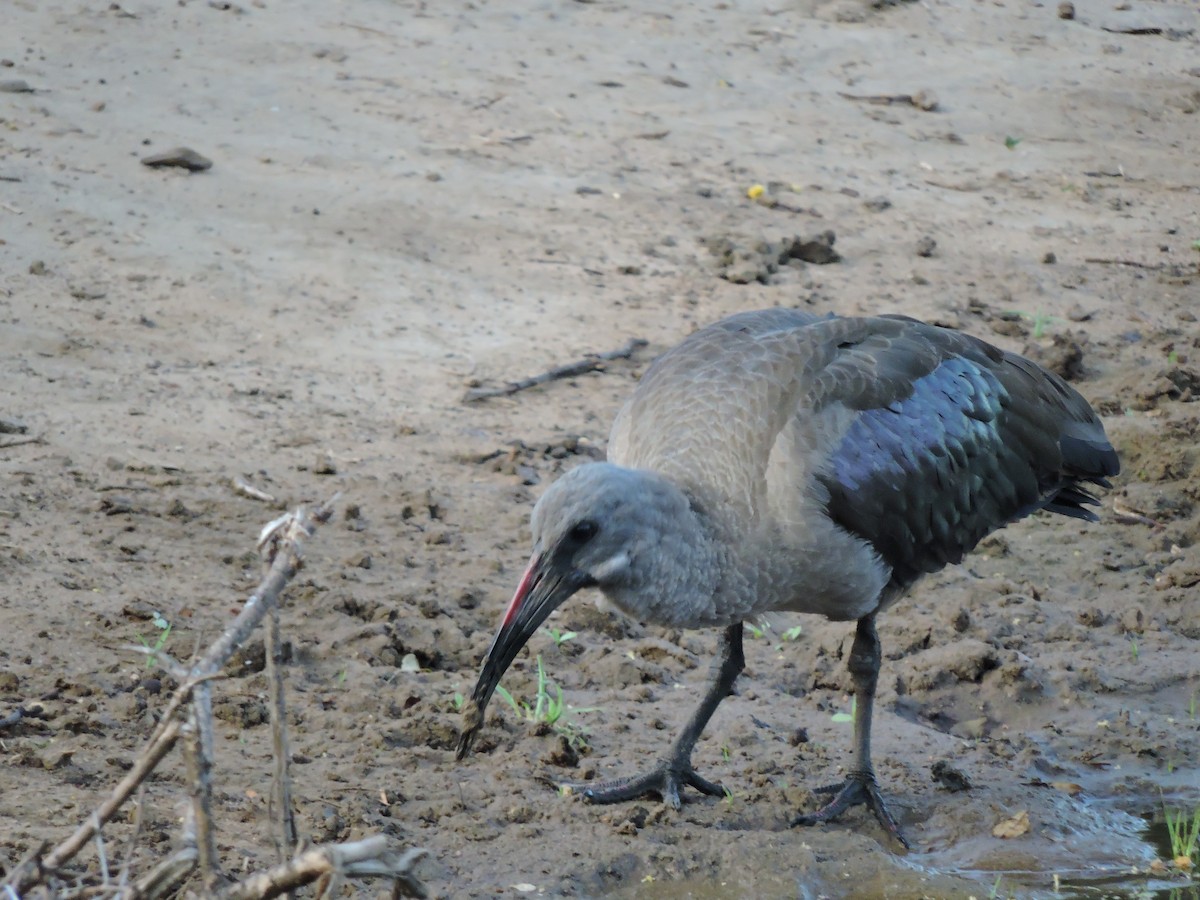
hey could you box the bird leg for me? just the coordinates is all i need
[792,615,910,849]
[567,623,744,810]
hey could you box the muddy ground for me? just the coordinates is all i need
[2,1,1199,897]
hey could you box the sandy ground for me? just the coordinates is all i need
[2,0,1200,897]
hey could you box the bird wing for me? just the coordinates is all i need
[610,311,1117,589]
[798,316,1119,589]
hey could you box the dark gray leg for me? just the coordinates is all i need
[792,615,909,849]
[570,623,744,810]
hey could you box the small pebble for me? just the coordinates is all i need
[915,235,937,258]
[141,147,213,172]
[314,451,338,475]
[1042,251,1057,264]
[911,89,939,112]
[1057,1,1075,19]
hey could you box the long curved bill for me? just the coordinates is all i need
[455,553,592,759]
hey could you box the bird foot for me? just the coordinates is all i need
[792,771,910,850]
[566,761,725,810]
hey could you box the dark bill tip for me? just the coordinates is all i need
[455,554,594,760]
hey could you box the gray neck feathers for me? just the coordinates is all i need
[599,474,749,629]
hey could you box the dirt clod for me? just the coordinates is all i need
[140,147,213,172]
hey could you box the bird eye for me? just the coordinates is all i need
[567,520,598,544]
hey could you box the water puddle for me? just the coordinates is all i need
[920,801,1198,899]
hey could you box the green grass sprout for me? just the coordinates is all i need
[136,612,172,669]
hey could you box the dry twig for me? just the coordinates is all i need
[0,435,45,449]
[1084,256,1198,272]
[33,718,183,886]
[1,497,428,899]
[123,807,198,900]
[183,700,222,889]
[463,337,647,402]
[838,90,938,111]
[217,839,429,900]
[266,602,298,864]
[1,499,388,898]
[232,477,277,503]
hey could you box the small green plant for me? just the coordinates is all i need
[543,626,578,646]
[775,624,803,650]
[1163,803,1200,866]
[1168,349,1180,365]
[988,873,1007,899]
[721,744,731,762]
[556,721,592,751]
[745,622,766,640]
[137,612,172,669]
[1191,238,1200,252]
[1004,136,1022,151]
[1189,691,1197,721]
[451,691,464,713]
[722,786,735,805]
[1009,310,1056,339]
[1128,634,1140,663]
[494,656,597,748]
[831,696,856,724]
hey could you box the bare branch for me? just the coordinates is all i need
[116,787,146,891]
[3,499,339,896]
[125,845,199,900]
[232,477,277,502]
[265,603,297,865]
[183,697,223,889]
[192,503,328,680]
[2,840,48,897]
[92,813,111,885]
[217,839,429,900]
[463,337,647,402]
[29,718,183,889]
[0,435,45,449]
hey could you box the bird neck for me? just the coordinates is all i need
[601,475,745,629]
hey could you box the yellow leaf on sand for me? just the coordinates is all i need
[1049,781,1082,796]
[747,184,765,200]
[993,810,1031,838]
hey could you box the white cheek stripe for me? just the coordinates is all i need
[589,552,631,583]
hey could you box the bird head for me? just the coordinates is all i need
[456,463,695,758]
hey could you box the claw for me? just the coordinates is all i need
[565,762,725,810]
[792,771,910,850]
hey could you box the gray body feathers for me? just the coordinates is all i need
[568,309,1119,625]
